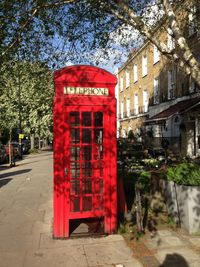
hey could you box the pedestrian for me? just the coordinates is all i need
[9,144,16,167]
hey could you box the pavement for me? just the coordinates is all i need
[0,151,200,267]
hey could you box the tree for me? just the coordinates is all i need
[0,0,199,87]
[0,60,53,148]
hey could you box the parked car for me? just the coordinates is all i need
[21,140,30,154]
[0,143,7,163]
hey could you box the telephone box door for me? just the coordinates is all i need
[64,106,108,219]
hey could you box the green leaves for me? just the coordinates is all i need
[167,163,200,186]
[0,60,53,141]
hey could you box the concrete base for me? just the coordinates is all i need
[165,181,200,234]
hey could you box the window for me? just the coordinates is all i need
[126,70,130,88]
[121,101,124,118]
[120,77,123,92]
[189,5,197,36]
[154,78,159,104]
[189,76,196,93]
[142,55,148,77]
[127,98,130,117]
[168,70,175,99]
[134,94,139,115]
[167,28,175,51]
[133,64,138,82]
[143,90,149,113]
[153,45,160,64]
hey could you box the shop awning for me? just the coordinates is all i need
[145,96,200,125]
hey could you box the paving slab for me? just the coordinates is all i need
[24,246,88,267]
[155,247,200,267]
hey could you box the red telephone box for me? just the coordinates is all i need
[53,65,117,238]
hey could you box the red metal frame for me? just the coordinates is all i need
[53,65,117,238]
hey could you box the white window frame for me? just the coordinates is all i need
[168,70,175,100]
[126,98,130,117]
[189,76,196,93]
[120,77,123,92]
[142,55,148,77]
[134,94,139,115]
[121,101,124,119]
[154,78,159,104]
[189,5,197,36]
[167,28,175,51]
[133,64,138,83]
[153,44,160,64]
[126,69,130,88]
[143,89,149,113]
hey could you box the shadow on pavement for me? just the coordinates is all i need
[0,178,12,188]
[0,169,32,180]
[159,253,189,267]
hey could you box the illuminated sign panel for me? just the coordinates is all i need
[64,87,109,96]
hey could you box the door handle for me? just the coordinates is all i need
[64,168,68,175]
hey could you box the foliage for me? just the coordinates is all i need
[142,158,160,169]
[0,60,53,143]
[137,170,151,191]
[0,0,200,87]
[166,162,200,186]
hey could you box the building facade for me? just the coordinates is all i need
[117,0,200,157]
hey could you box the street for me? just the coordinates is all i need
[0,151,142,267]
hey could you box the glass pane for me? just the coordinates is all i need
[70,129,80,143]
[70,162,80,178]
[82,112,91,126]
[82,162,92,177]
[94,129,103,144]
[82,129,92,143]
[82,146,92,161]
[83,179,92,194]
[70,180,80,194]
[70,196,80,212]
[83,196,92,211]
[94,112,103,126]
[70,112,80,126]
[70,146,80,161]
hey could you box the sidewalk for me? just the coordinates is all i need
[0,151,200,267]
[125,228,200,267]
[0,151,142,267]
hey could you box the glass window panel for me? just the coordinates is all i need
[70,162,80,179]
[94,112,103,126]
[82,112,92,126]
[70,129,80,143]
[70,180,80,195]
[69,112,80,126]
[70,146,80,161]
[70,168,80,179]
[83,196,92,211]
[82,162,92,177]
[82,129,92,143]
[83,179,92,194]
[82,146,92,161]
[70,196,80,212]
[94,129,103,144]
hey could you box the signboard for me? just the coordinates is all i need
[64,87,109,96]
[19,134,24,139]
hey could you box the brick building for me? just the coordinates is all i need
[117,0,200,157]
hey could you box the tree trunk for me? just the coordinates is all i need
[30,133,35,149]
[135,182,144,233]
